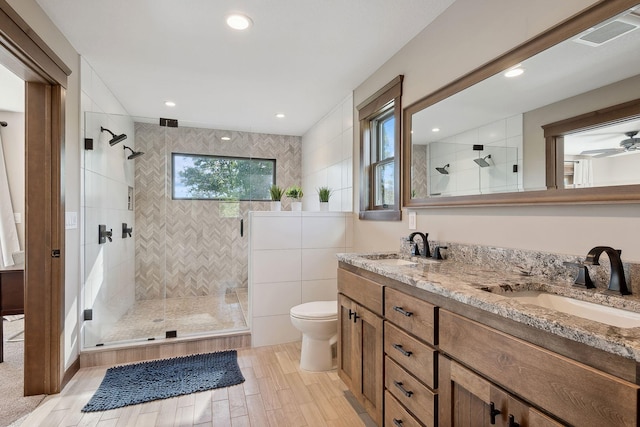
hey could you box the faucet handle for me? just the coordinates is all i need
[563,262,595,289]
[432,245,447,260]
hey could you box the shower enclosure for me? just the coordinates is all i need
[81,112,293,348]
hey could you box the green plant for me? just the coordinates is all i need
[285,185,304,200]
[269,185,283,201]
[317,186,332,202]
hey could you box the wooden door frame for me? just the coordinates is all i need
[0,1,70,395]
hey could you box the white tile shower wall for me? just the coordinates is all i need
[249,211,352,347]
[428,114,523,197]
[80,58,137,346]
[301,94,354,212]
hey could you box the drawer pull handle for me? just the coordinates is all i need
[508,415,520,427]
[352,312,360,323]
[393,306,413,317]
[348,309,355,320]
[392,344,412,357]
[393,419,403,427]
[393,381,413,398]
[489,402,501,424]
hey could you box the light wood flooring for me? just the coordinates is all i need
[19,341,369,427]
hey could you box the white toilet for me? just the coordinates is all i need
[290,300,338,372]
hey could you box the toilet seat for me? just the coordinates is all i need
[290,301,337,320]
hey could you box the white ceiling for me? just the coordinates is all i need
[34,0,455,136]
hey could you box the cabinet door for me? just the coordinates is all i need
[338,294,358,392]
[337,293,383,426]
[439,356,503,427]
[356,300,383,426]
[440,357,566,427]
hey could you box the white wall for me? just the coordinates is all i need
[353,0,640,262]
[301,94,353,212]
[6,0,82,371]
[80,59,136,347]
[0,111,25,248]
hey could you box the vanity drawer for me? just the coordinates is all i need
[384,321,437,389]
[385,356,437,424]
[385,287,437,345]
[439,310,639,427]
[338,268,383,316]
[384,390,424,427]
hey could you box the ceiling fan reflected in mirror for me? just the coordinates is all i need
[580,131,640,157]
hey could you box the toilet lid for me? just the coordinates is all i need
[290,301,337,320]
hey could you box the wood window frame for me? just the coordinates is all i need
[358,75,403,221]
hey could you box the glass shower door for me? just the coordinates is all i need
[82,112,165,347]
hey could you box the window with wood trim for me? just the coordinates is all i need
[358,75,403,220]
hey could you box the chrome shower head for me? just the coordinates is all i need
[474,154,492,167]
[101,126,128,146]
[435,164,450,175]
[123,145,144,160]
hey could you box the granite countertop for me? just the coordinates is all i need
[337,252,640,363]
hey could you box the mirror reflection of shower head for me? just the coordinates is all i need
[101,126,128,146]
[435,164,450,175]
[123,145,144,160]
[474,154,492,167]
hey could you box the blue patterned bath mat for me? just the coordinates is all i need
[82,350,244,412]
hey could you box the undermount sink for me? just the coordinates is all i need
[370,258,417,266]
[503,291,640,328]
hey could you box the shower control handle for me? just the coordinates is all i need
[98,224,113,244]
[122,223,133,238]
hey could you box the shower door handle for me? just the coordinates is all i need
[239,218,244,237]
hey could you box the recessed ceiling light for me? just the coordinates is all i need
[226,14,252,30]
[275,113,285,119]
[504,67,524,78]
[221,136,231,141]
[165,101,176,107]
[432,127,440,132]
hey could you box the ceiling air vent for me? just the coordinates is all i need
[574,9,640,47]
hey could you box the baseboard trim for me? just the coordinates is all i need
[61,355,80,390]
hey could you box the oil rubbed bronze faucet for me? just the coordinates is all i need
[408,232,430,258]
[584,246,630,295]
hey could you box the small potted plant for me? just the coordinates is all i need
[269,185,283,211]
[285,185,304,211]
[317,186,332,211]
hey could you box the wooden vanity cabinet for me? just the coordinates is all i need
[339,265,639,426]
[338,269,384,425]
[384,286,439,426]
[439,309,639,426]
[439,356,563,427]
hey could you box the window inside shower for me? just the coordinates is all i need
[81,113,301,348]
